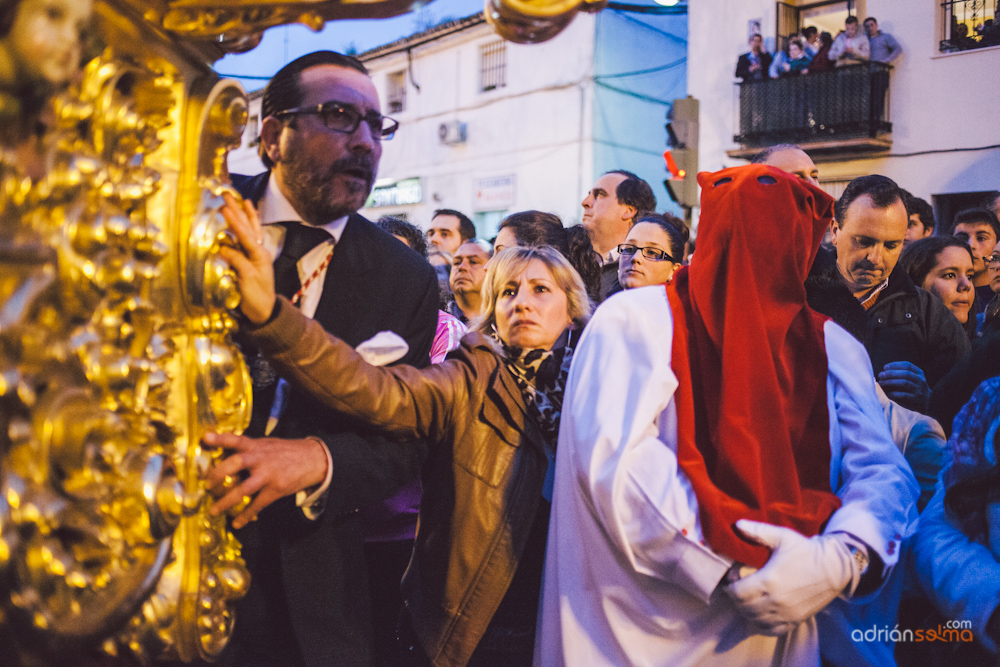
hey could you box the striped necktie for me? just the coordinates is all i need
[273,221,333,302]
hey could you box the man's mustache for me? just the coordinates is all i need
[327,156,376,183]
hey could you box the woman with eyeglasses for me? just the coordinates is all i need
[617,212,687,289]
[215,197,592,667]
[985,239,1000,328]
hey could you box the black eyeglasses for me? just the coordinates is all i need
[618,244,676,263]
[274,100,399,140]
[986,254,1000,267]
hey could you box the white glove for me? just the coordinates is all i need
[725,519,859,636]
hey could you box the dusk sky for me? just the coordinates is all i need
[214,0,484,91]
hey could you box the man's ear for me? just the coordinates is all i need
[259,116,284,165]
[621,205,637,223]
[829,219,841,246]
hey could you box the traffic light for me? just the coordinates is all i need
[664,96,699,210]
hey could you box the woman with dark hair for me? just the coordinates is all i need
[617,212,687,290]
[898,236,977,339]
[493,210,602,302]
[808,31,835,72]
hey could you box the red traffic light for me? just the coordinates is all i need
[663,150,683,180]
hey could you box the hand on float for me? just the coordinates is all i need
[219,193,277,324]
[202,432,328,529]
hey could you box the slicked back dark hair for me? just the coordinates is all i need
[633,212,688,260]
[376,216,428,258]
[834,174,903,226]
[845,15,859,25]
[605,170,657,222]
[952,207,1000,240]
[258,51,369,168]
[432,209,476,242]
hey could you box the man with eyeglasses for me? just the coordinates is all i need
[214,51,438,667]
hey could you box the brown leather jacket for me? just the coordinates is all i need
[247,297,550,667]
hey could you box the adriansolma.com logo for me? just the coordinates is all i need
[852,620,975,644]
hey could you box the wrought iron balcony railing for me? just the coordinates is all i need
[734,63,893,149]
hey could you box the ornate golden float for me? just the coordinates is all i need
[0,0,596,663]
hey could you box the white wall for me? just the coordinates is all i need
[688,0,777,174]
[361,17,596,232]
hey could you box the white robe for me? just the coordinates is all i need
[536,286,918,667]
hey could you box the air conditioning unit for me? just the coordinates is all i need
[438,121,467,146]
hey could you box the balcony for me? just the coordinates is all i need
[727,63,893,162]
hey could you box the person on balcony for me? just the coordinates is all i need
[828,16,870,67]
[736,33,772,81]
[778,38,813,76]
[768,33,803,78]
[802,26,820,56]
[864,17,903,64]
[809,32,835,73]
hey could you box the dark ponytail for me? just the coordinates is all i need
[565,225,602,302]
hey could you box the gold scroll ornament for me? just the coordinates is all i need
[0,0,604,662]
[0,0,255,661]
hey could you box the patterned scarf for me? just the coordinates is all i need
[943,377,1000,543]
[500,343,573,453]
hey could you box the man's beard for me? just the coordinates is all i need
[281,154,377,225]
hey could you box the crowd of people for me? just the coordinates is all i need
[945,17,1000,52]
[201,49,1000,667]
[737,15,902,81]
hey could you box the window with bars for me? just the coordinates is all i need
[940,0,999,52]
[387,71,406,113]
[480,42,507,92]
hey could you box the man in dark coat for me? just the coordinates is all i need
[736,33,773,81]
[207,51,438,667]
[830,175,969,413]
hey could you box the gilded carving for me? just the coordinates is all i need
[0,0,589,661]
[1,4,251,661]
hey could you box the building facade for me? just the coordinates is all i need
[689,0,999,226]
[228,9,689,238]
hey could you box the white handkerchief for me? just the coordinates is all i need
[355,331,409,367]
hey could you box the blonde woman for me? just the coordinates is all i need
[211,197,592,667]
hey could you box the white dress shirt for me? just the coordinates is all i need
[257,176,347,516]
[258,175,347,319]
